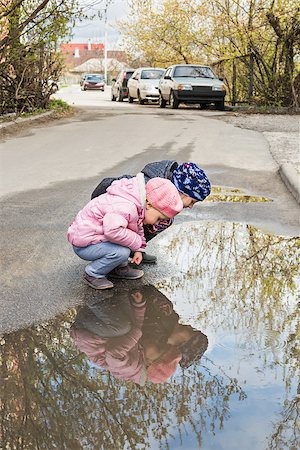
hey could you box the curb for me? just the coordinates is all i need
[0,110,56,131]
[279,163,300,204]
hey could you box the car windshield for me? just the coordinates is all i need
[173,66,216,78]
[141,70,164,80]
[126,72,134,80]
[86,75,103,82]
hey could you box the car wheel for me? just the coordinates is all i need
[200,103,208,110]
[215,100,225,111]
[117,90,123,102]
[169,90,179,109]
[159,94,167,108]
[138,90,145,105]
[128,95,134,103]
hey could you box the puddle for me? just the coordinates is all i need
[208,186,272,203]
[1,222,299,450]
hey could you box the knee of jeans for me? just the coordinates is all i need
[109,246,130,262]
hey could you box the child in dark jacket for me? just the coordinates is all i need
[91,161,211,262]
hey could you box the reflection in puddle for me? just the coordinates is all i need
[1,222,299,449]
[71,286,208,386]
[208,186,272,202]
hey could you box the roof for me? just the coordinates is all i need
[71,58,125,73]
[61,43,104,52]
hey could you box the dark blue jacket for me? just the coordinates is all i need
[91,160,178,199]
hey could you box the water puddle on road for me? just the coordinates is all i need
[207,186,272,203]
[1,221,299,450]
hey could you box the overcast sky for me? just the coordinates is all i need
[70,0,129,49]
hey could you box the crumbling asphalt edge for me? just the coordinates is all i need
[0,110,56,131]
[279,163,300,204]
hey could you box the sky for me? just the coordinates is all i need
[70,0,130,49]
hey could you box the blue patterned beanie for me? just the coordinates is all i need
[171,162,211,201]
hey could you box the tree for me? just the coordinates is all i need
[119,0,210,67]
[119,0,300,107]
[0,0,86,114]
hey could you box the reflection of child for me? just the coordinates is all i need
[70,285,208,386]
[70,292,148,386]
[67,174,183,290]
[143,341,182,384]
[139,285,208,381]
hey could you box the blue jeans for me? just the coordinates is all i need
[73,241,130,278]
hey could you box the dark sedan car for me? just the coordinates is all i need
[81,74,105,91]
[158,64,226,110]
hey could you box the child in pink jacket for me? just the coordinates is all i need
[67,173,183,289]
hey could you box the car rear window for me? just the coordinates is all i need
[126,72,135,80]
[173,66,216,78]
[86,75,103,81]
[141,70,164,79]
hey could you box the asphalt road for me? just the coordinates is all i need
[0,85,299,333]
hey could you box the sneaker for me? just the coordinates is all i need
[142,253,157,264]
[108,265,144,280]
[83,273,114,290]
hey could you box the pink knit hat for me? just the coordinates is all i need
[147,347,182,384]
[146,178,183,218]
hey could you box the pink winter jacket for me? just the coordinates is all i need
[67,173,147,251]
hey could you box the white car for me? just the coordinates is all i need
[158,64,226,110]
[127,67,165,104]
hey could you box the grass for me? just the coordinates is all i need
[48,99,71,111]
[228,104,300,115]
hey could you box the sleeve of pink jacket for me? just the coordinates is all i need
[102,211,146,252]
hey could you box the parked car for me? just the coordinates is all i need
[111,69,135,101]
[48,79,59,93]
[158,64,226,110]
[81,74,105,91]
[127,67,165,104]
[80,74,88,86]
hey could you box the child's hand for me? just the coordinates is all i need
[131,291,144,303]
[131,251,143,265]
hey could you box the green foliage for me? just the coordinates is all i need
[48,98,70,111]
[119,0,300,107]
[0,0,86,114]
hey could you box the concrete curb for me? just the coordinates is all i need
[0,110,56,131]
[279,163,300,204]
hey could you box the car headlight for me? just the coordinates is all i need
[212,84,226,91]
[178,84,193,91]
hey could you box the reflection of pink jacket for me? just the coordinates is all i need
[67,173,147,251]
[70,303,147,385]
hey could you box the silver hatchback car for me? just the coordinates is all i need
[127,67,165,104]
[158,64,226,110]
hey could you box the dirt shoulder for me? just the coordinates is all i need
[217,113,299,170]
[0,107,77,141]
